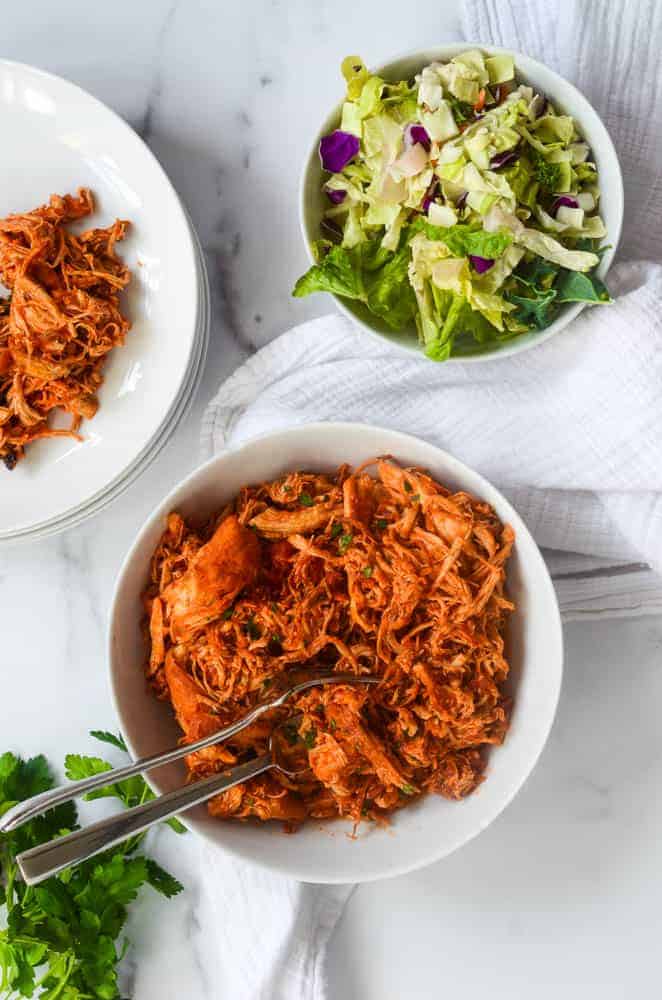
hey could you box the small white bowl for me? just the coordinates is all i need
[299,44,624,363]
[109,423,563,883]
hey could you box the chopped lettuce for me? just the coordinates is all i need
[294,48,612,360]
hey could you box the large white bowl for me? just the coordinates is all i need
[299,44,624,363]
[0,60,200,538]
[110,423,563,883]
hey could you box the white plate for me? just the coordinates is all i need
[7,237,211,542]
[110,423,563,883]
[0,60,199,537]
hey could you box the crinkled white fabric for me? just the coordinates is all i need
[203,262,662,574]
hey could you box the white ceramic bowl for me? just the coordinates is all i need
[299,44,624,363]
[110,423,563,883]
[0,60,200,539]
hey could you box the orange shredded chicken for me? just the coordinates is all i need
[0,189,131,469]
[143,459,515,830]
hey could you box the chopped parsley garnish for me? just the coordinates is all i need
[330,522,343,539]
[411,494,421,503]
[448,94,474,123]
[283,721,300,746]
[282,484,293,493]
[400,783,416,795]
[329,718,337,731]
[403,480,413,492]
[244,615,261,640]
[221,606,234,620]
[362,565,374,578]
[338,532,353,553]
[299,492,314,507]
[532,150,562,192]
[375,518,388,530]
[303,728,317,749]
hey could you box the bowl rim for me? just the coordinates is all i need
[108,421,564,883]
[297,42,624,364]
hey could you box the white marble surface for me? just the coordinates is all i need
[2,2,662,997]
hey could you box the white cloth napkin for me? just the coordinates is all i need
[197,3,662,998]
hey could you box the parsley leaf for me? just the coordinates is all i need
[362,566,373,578]
[88,730,128,753]
[244,615,261,641]
[299,492,314,507]
[338,533,353,554]
[1,740,184,1000]
[330,523,343,539]
[448,94,474,123]
[303,729,317,750]
[146,858,185,899]
[531,151,561,192]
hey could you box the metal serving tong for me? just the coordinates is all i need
[0,668,378,886]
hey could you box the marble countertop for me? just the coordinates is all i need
[2,2,661,997]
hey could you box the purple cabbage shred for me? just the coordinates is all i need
[319,131,360,173]
[422,177,439,214]
[405,124,431,151]
[489,146,520,170]
[551,195,579,215]
[469,255,494,274]
[325,188,347,204]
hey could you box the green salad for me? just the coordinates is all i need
[293,50,611,360]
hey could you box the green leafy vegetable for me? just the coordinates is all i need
[330,523,344,539]
[0,736,184,1000]
[447,95,474,123]
[299,492,314,507]
[293,244,365,301]
[338,533,353,554]
[362,566,373,578]
[303,729,317,750]
[88,731,128,753]
[554,269,612,304]
[293,240,416,330]
[506,287,558,329]
[244,616,261,641]
[531,151,562,192]
[420,222,513,259]
[400,783,416,796]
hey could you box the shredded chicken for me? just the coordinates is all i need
[143,459,515,830]
[0,189,131,468]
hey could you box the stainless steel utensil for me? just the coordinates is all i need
[8,669,378,885]
[0,667,375,835]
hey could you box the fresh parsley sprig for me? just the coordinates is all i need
[0,731,184,999]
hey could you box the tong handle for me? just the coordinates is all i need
[16,754,273,885]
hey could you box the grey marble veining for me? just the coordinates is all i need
[1,2,661,997]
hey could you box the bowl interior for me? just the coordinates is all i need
[110,423,563,883]
[300,43,624,362]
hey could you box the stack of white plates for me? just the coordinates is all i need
[0,61,210,543]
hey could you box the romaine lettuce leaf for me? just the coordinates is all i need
[419,221,513,258]
[292,237,415,330]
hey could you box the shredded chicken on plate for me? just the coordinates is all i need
[0,189,131,469]
[144,459,515,830]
